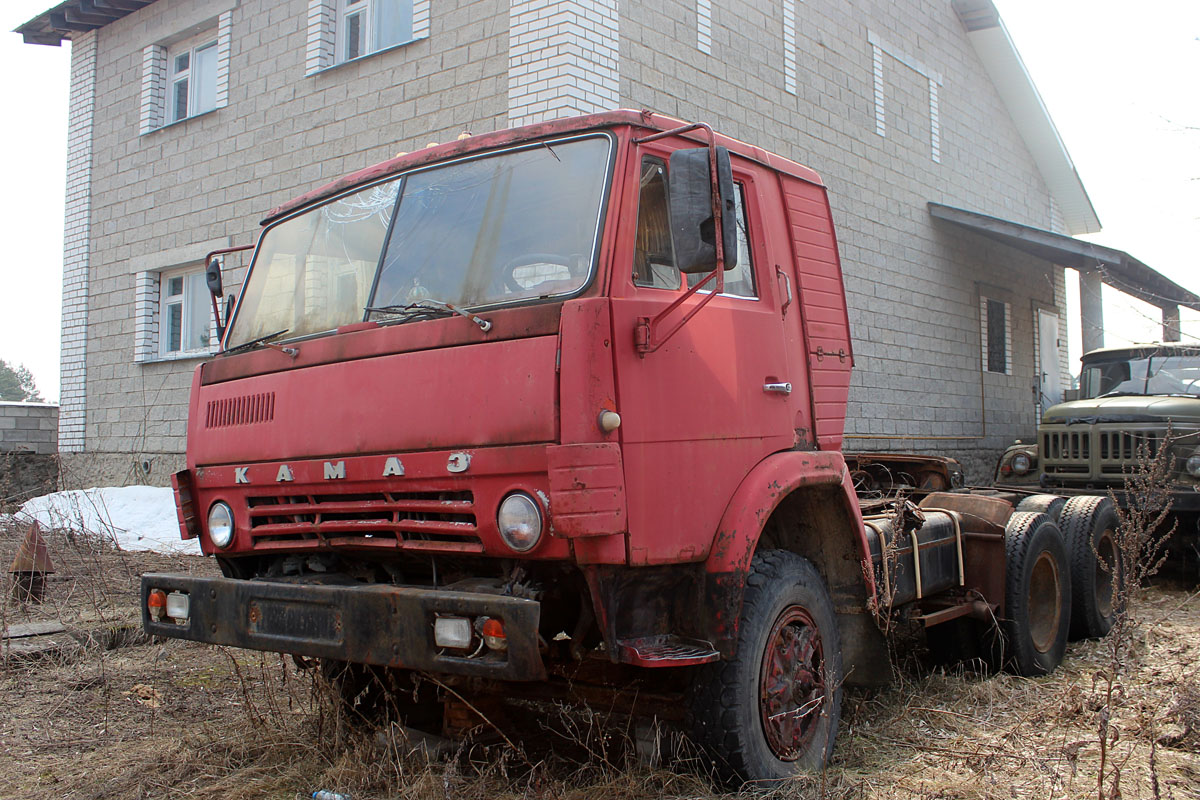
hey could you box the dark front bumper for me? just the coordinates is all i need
[141,574,546,681]
[1031,483,1200,513]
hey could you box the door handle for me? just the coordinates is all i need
[763,382,792,395]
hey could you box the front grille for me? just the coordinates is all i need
[1098,430,1163,475]
[245,490,482,553]
[1041,429,1090,475]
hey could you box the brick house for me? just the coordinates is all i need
[18,0,1197,485]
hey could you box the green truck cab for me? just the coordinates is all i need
[997,343,1200,557]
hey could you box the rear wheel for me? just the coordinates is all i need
[1000,511,1071,676]
[688,550,842,785]
[1060,496,1121,640]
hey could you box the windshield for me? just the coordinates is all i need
[227,135,612,348]
[1080,352,1200,398]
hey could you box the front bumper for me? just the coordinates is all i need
[141,574,546,681]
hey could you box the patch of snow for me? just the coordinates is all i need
[11,486,201,556]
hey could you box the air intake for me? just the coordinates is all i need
[206,392,276,428]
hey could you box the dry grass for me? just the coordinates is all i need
[2,517,1198,800]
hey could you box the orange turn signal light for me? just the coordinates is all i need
[481,617,507,651]
[147,589,167,622]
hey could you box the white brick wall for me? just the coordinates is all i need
[782,0,797,95]
[60,30,97,453]
[305,0,336,75]
[507,0,619,127]
[697,0,712,55]
[133,271,160,363]
[215,10,233,109]
[139,43,166,135]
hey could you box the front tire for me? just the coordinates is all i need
[688,550,843,786]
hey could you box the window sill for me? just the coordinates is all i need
[138,350,217,365]
[309,35,426,77]
[141,107,219,137]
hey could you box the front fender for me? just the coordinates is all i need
[701,449,873,658]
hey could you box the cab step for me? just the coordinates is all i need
[617,635,720,667]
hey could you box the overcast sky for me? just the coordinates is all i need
[1,0,1197,403]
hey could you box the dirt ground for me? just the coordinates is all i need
[2,519,1198,800]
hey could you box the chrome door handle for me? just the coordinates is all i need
[763,382,792,395]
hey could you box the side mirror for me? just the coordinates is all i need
[205,257,224,297]
[668,146,737,274]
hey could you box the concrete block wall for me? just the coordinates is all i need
[74,0,513,484]
[0,403,60,455]
[619,0,1065,480]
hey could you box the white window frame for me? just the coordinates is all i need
[168,34,219,124]
[159,269,217,359]
[308,0,430,75]
[140,12,232,135]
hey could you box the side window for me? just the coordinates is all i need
[632,158,681,289]
[687,183,758,298]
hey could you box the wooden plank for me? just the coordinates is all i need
[3,621,67,640]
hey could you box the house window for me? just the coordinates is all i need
[308,0,430,75]
[140,12,232,134]
[339,0,413,61]
[981,296,1012,375]
[161,271,214,357]
[168,36,219,123]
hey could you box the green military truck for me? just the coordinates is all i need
[997,342,1200,572]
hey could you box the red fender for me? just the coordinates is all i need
[701,449,874,657]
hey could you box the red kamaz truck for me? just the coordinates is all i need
[142,111,1117,784]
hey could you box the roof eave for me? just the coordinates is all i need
[952,0,1101,236]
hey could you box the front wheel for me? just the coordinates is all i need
[688,550,843,786]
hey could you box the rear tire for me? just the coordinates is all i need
[687,550,842,786]
[1060,496,1121,640]
[1001,511,1071,676]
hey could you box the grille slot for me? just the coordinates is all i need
[245,490,480,553]
[206,392,276,428]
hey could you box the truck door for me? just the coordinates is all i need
[609,145,796,565]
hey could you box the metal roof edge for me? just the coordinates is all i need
[952,0,1101,236]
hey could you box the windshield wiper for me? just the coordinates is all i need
[223,328,291,356]
[366,300,492,332]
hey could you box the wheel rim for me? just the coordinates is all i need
[1095,529,1117,618]
[759,606,826,760]
[1028,551,1062,653]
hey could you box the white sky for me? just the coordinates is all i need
[1,0,1197,403]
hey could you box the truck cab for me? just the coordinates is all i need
[144,112,1085,784]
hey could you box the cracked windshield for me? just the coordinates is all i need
[1081,351,1200,398]
[227,135,611,348]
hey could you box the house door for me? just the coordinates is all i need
[1037,309,1062,414]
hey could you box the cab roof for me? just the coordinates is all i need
[263,109,826,225]
[1082,342,1200,362]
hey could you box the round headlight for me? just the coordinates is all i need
[1011,453,1032,475]
[1187,453,1200,478]
[497,492,542,552]
[207,501,235,549]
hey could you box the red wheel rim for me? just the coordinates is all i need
[759,606,826,760]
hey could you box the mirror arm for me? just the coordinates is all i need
[633,121,727,355]
[204,244,254,346]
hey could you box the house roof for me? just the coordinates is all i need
[929,203,1200,313]
[952,0,1101,236]
[14,0,152,46]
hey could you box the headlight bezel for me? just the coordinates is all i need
[1011,452,1032,475]
[1186,453,1200,479]
[207,501,236,549]
[496,492,543,553]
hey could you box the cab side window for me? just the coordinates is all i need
[687,183,757,298]
[632,158,681,290]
